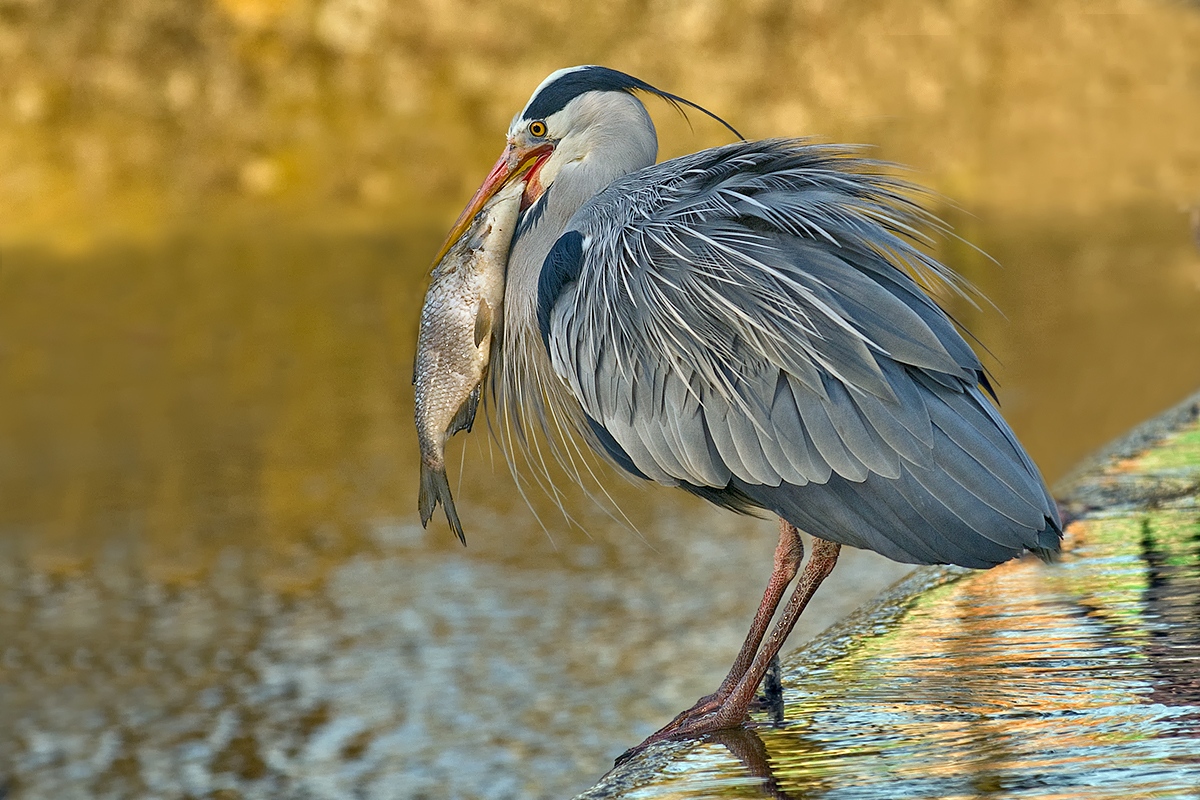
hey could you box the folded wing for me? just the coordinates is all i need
[539,140,1061,568]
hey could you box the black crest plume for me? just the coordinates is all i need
[522,66,744,141]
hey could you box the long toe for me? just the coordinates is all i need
[615,697,752,765]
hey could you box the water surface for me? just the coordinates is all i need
[3,1,1200,797]
[580,420,1200,799]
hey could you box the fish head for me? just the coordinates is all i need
[431,135,553,265]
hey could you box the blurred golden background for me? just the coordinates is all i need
[2,0,1199,796]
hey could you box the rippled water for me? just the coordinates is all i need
[3,2,1200,798]
[0,497,913,799]
[583,423,1200,799]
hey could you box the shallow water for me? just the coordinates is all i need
[2,225,1197,800]
[0,225,918,798]
[582,423,1200,799]
[3,1,1200,798]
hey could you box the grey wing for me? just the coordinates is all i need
[539,140,1061,568]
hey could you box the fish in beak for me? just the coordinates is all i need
[432,141,555,265]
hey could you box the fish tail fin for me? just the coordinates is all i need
[419,463,466,546]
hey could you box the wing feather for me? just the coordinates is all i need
[539,140,1061,567]
[701,395,755,483]
[766,375,820,485]
[725,383,784,485]
[786,376,870,482]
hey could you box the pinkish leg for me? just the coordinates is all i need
[619,535,841,763]
[656,520,804,729]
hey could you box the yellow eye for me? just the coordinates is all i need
[528,120,547,138]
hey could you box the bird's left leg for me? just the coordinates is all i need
[702,537,841,730]
[657,520,804,729]
[619,535,840,762]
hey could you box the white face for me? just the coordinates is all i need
[506,113,556,149]
[507,92,658,202]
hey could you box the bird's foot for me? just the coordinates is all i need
[614,696,746,766]
[615,656,786,767]
[662,692,722,728]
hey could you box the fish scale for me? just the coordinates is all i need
[414,180,525,544]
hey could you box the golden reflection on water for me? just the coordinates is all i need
[603,424,1200,799]
[2,0,1200,797]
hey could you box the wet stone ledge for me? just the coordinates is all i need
[577,390,1200,800]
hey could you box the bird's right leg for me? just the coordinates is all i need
[662,520,804,725]
[616,524,824,765]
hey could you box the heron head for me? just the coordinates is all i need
[432,66,742,264]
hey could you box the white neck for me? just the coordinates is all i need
[494,90,657,456]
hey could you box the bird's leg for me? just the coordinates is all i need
[619,534,839,763]
[705,537,841,728]
[661,520,804,726]
[717,521,805,699]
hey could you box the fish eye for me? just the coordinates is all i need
[528,120,547,138]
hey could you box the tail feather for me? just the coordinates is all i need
[1032,513,1064,563]
[419,463,466,545]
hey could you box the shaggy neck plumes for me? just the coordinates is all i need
[492,91,657,494]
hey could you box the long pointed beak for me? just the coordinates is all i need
[432,141,554,265]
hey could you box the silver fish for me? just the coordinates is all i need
[414,180,523,544]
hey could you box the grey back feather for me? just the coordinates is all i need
[523,139,1059,567]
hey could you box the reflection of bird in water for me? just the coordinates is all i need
[433,65,1062,756]
[709,728,799,800]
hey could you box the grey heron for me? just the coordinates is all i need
[431,65,1062,753]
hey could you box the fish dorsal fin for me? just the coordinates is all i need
[474,299,494,348]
